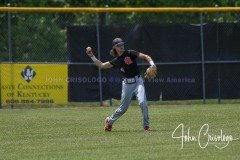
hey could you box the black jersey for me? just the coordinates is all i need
[110,50,140,78]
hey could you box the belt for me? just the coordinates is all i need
[123,75,141,84]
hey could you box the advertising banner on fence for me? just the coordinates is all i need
[0,64,68,105]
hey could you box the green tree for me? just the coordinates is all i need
[1,0,240,62]
[0,12,9,62]
[12,13,67,62]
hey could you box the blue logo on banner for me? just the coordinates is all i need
[21,66,36,83]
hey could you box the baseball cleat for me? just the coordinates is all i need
[144,126,150,132]
[104,117,112,131]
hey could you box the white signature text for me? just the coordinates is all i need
[172,123,239,149]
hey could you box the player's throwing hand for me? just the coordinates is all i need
[86,46,94,57]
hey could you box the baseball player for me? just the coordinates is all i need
[86,38,157,132]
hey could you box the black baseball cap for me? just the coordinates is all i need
[112,38,125,46]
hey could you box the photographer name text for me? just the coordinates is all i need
[172,123,239,149]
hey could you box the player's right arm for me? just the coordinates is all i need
[86,46,113,69]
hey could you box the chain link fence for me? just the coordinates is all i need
[1,7,240,108]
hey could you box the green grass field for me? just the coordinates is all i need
[0,104,239,160]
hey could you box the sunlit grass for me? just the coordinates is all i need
[0,104,239,159]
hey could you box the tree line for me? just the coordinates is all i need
[0,0,240,62]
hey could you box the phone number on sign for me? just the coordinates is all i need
[5,99,55,104]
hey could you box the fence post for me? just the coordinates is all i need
[200,12,206,104]
[105,4,112,106]
[8,3,12,62]
[105,5,109,26]
[215,4,221,104]
[96,13,103,106]
[8,3,14,109]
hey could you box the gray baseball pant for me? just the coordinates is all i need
[108,76,149,128]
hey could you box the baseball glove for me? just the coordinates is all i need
[144,65,157,79]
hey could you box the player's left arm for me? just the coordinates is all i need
[138,53,155,66]
[129,50,155,66]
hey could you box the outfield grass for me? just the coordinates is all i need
[0,104,239,160]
